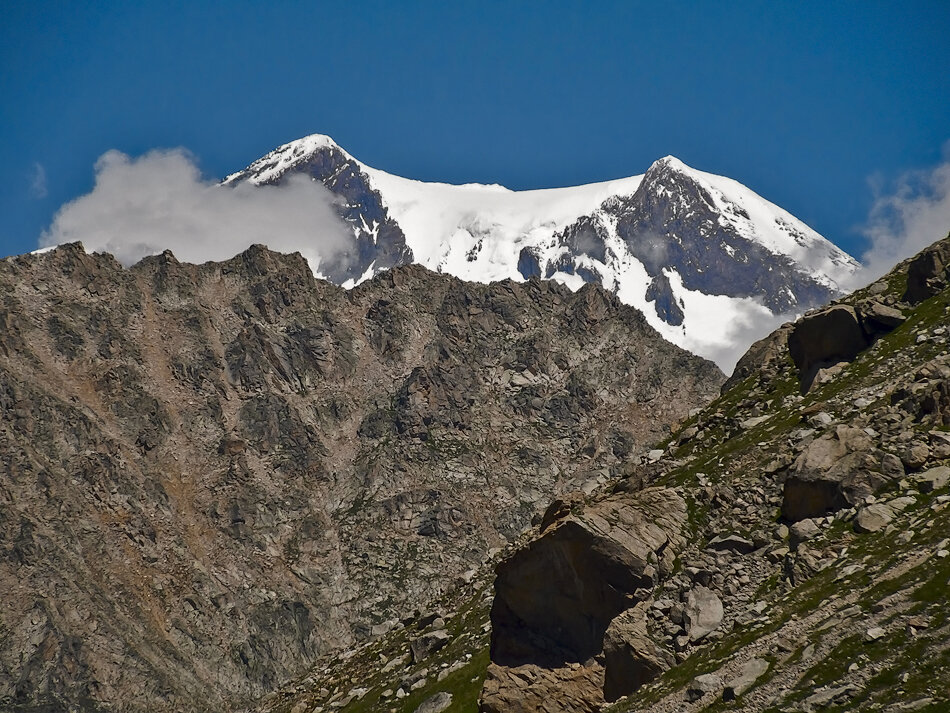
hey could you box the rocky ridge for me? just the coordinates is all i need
[0,243,720,712]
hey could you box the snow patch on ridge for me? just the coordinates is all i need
[357,162,644,281]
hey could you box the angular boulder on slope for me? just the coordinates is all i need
[787,305,870,391]
[490,488,686,667]
[782,426,892,521]
[483,488,686,712]
[602,601,674,701]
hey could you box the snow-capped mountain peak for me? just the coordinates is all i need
[223,134,350,186]
[224,136,859,370]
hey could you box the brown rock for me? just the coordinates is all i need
[490,488,686,667]
[479,662,604,713]
[602,601,673,701]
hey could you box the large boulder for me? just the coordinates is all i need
[787,306,870,391]
[490,488,686,667]
[782,426,893,521]
[857,301,906,335]
[683,585,724,642]
[903,233,950,303]
[485,488,686,712]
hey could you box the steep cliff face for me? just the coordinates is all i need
[0,243,721,712]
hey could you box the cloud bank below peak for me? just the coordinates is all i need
[39,149,353,274]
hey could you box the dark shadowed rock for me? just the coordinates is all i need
[490,488,686,667]
[788,305,869,392]
[903,232,950,303]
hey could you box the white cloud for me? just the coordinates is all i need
[855,143,950,285]
[30,162,47,199]
[39,149,353,275]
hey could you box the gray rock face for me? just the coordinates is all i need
[782,426,893,521]
[723,657,769,700]
[0,244,722,712]
[550,158,845,326]
[225,142,412,284]
[683,586,724,642]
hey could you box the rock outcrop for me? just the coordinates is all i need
[782,425,895,521]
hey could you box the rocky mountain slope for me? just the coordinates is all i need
[223,135,859,368]
[257,231,950,713]
[0,243,721,712]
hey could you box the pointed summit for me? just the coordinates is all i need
[223,133,351,186]
[649,155,690,172]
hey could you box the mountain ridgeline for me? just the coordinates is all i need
[0,243,720,712]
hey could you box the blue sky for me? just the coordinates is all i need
[1,1,948,259]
